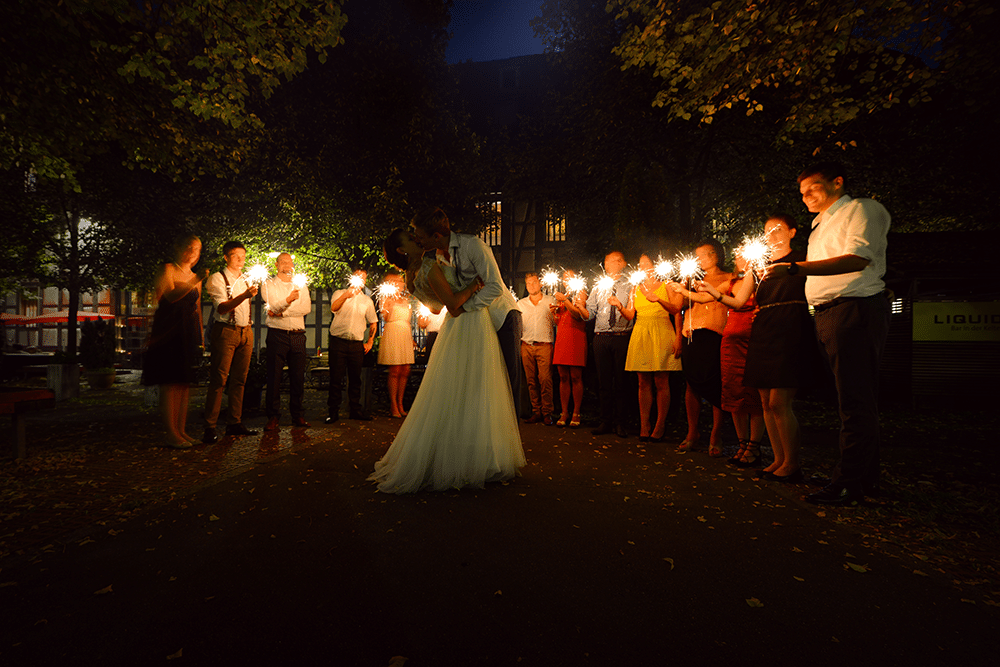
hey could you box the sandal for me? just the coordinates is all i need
[677,438,698,453]
[736,440,763,468]
[708,443,724,458]
[569,414,581,428]
[728,440,750,465]
[556,414,568,427]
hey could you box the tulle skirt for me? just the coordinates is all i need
[369,307,525,493]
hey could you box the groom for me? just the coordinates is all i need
[410,206,522,409]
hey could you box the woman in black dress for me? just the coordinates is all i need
[697,215,815,482]
[143,235,209,449]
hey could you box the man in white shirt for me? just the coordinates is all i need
[263,253,312,431]
[326,269,377,423]
[518,272,555,424]
[768,162,891,506]
[202,241,259,443]
[410,207,522,410]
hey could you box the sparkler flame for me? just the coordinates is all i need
[418,304,432,318]
[292,273,309,290]
[246,264,270,285]
[348,274,365,290]
[629,269,646,286]
[566,276,586,295]
[654,259,674,280]
[678,256,702,281]
[594,275,615,296]
[541,270,560,288]
[736,234,772,276]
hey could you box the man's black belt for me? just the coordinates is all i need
[813,291,886,313]
[595,331,631,336]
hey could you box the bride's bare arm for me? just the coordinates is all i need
[427,263,483,317]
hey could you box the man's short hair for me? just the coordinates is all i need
[411,206,450,237]
[798,162,845,184]
[524,272,539,280]
[222,241,246,256]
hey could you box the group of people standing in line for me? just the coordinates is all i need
[142,161,890,506]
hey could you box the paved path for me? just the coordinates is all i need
[1,413,994,666]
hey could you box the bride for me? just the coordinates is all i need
[368,229,525,493]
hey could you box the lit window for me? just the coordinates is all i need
[479,197,501,247]
[545,205,566,242]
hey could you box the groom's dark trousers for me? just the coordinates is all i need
[498,309,523,414]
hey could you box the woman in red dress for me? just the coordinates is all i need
[551,270,588,427]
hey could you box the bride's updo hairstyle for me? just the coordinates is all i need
[383,228,408,270]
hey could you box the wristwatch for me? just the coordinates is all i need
[787,262,799,276]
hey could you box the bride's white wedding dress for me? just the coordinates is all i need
[368,259,525,493]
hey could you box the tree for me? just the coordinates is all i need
[607,0,995,139]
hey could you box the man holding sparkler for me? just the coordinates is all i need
[767,162,890,506]
[586,251,635,438]
[202,241,259,444]
[263,253,312,431]
[518,272,556,425]
[326,269,378,423]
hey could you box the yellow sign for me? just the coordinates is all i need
[912,302,1000,342]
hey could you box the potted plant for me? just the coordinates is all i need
[79,319,117,389]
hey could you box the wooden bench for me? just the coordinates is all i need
[0,388,56,459]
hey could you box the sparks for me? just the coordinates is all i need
[292,273,310,290]
[737,234,772,276]
[678,256,702,281]
[348,274,365,290]
[246,264,270,285]
[566,276,586,295]
[654,259,673,280]
[418,304,432,318]
[541,269,560,295]
[629,269,646,286]
[594,275,615,296]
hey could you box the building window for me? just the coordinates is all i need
[545,204,566,242]
[479,197,502,247]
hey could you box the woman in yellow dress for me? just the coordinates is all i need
[624,254,684,441]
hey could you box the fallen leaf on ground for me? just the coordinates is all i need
[94,585,113,595]
[663,558,674,570]
[846,563,868,573]
[166,649,182,660]
[209,514,220,522]
[746,597,764,607]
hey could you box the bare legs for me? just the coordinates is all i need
[730,409,766,463]
[683,384,724,451]
[557,365,583,424]
[759,387,800,475]
[637,372,671,438]
[160,383,194,448]
[387,364,411,418]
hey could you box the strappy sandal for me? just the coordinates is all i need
[556,414,568,427]
[677,438,698,453]
[736,440,763,468]
[728,440,750,465]
[708,442,724,458]
[569,414,581,428]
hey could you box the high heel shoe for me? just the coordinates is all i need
[556,414,568,427]
[735,440,763,468]
[764,469,804,484]
[569,414,581,428]
[728,440,749,465]
[708,442,724,458]
[677,437,699,453]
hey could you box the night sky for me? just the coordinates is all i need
[446,0,546,63]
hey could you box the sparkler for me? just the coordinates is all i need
[292,273,310,290]
[375,281,404,312]
[736,234,772,277]
[594,275,615,298]
[629,269,646,286]
[654,259,674,281]
[246,264,270,285]
[566,276,586,298]
[678,256,702,283]
[418,304,432,318]
[348,274,365,291]
[541,269,560,295]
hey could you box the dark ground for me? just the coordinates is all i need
[1,371,998,666]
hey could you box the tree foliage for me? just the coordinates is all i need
[1,0,348,187]
[607,0,995,138]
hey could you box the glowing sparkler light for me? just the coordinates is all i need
[566,276,586,295]
[376,282,400,300]
[629,269,646,286]
[654,259,674,280]
[594,275,615,296]
[348,274,365,290]
[678,256,702,281]
[246,264,270,285]
[541,269,560,295]
[292,273,310,290]
[418,304,432,318]
[737,234,772,276]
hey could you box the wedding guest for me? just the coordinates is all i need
[202,241,259,444]
[262,253,312,431]
[327,269,377,423]
[551,270,588,428]
[699,216,815,482]
[378,272,414,418]
[673,240,731,455]
[676,251,765,464]
[418,307,446,360]
[624,254,683,442]
[142,235,209,449]
[586,251,634,438]
[518,272,556,424]
[768,163,891,505]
